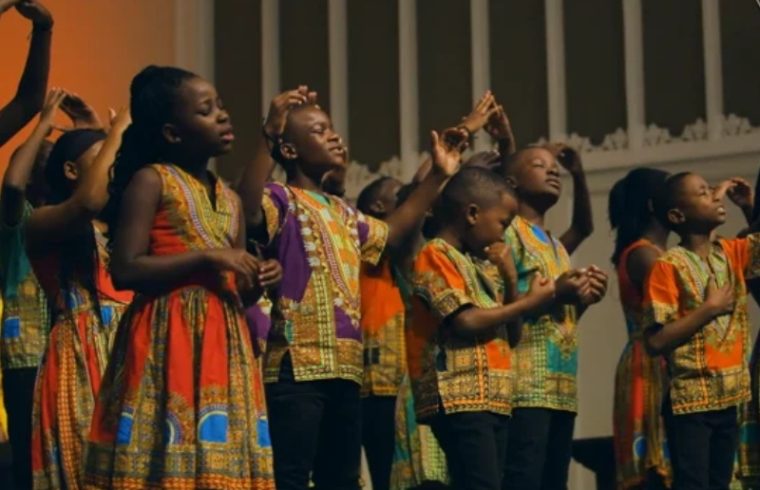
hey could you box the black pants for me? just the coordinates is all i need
[362,395,396,490]
[3,368,37,490]
[663,398,738,490]
[265,355,362,490]
[502,408,575,490]
[429,411,510,490]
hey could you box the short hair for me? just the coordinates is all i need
[356,176,396,215]
[434,167,514,221]
[499,144,546,177]
[651,172,693,229]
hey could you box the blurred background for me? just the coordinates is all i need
[2,1,759,488]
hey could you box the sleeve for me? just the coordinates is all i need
[412,244,473,320]
[357,208,389,266]
[504,224,530,295]
[0,202,33,299]
[259,183,289,246]
[721,234,760,280]
[642,260,680,329]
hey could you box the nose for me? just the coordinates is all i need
[217,109,230,123]
[327,129,341,144]
[548,163,560,176]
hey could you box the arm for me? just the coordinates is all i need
[25,108,130,247]
[485,104,517,156]
[644,280,732,356]
[1,88,64,226]
[238,87,313,239]
[627,246,661,295]
[109,167,260,294]
[0,1,53,147]
[554,146,593,254]
[384,130,459,248]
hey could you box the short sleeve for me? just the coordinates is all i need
[357,209,389,266]
[412,244,473,319]
[643,260,680,329]
[259,183,289,245]
[504,224,530,294]
[721,234,760,280]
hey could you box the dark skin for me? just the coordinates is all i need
[644,174,755,355]
[108,77,279,301]
[362,178,403,220]
[0,0,53,148]
[1,87,63,226]
[437,191,555,340]
[239,86,459,249]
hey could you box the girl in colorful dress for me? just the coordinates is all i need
[84,65,275,489]
[609,168,671,490]
[24,109,134,488]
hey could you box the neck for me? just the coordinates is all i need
[518,201,546,227]
[287,167,323,193]
[642,221,669,250]
[437,226,463,253]
[680,232,713,258]
[171,153,211,181]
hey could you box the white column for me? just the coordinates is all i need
[622,0,645,149]
[470,0,491,153]
[399,0,419,181]
[544,0,566,141]
[261,0,280,117]
[328,0,349,140]
[702,0,723,141]
[174,0,215,81]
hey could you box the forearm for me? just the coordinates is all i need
[237,132,272,232]
[111,251,212,293]
[451,294,547,337]
[73,123,125,215]
[385,170,448,247]
[560,170,593,254]
[1,120,49,225]
[645,305,717,355]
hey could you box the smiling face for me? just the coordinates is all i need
[668,173,726,233]
[164,77,235,158]
[280,105,347,182]
[506,147,562,207]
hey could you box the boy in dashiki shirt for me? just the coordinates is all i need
[643,173,760,490]
[408,167,556,490]
[239,86,460,490]
[500,145,608,490]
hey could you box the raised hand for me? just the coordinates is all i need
[57,92,104,131]
[430,130,461,177]
[38,87,65,128]
[15,0,52,28]
[484,105,516,153]
[726,178,754,211]
[263,86,314,140]
[107,107,131,134]
[704,278,734,317]
[441,126,470,153]
[546,142,583,175]
[0,0,22,15]
[459,90,499,136]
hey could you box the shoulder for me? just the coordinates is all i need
[128,165,163,193]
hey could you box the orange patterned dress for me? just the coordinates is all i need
[30,224,133,490]
[84,164,274,489]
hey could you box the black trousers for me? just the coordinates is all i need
[362,395,396,490]
[3,367,37,490]
[663,398,738,490]
[430,411,510,490]
[502,408,576,490]
[265,355,362,490]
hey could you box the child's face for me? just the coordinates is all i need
[509,148,561,204]
[169,77,234,157]
[671,174,726,232]
[284,106,347,177]
[466,191,517,258]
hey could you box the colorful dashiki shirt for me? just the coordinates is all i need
[505,215,578,412]
[85,164,274,489]
[360,259,406,397]
[258,182,388,385]
[643,235,760,415]
[407,238,512,420]
[0,201,50,369]
[613,239,671,489]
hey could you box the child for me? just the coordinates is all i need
[644,173,759,490]
[237,86,459,490]
[83,66,275,489]
[23,105,134,487]
[408,166,554,490]
[500,144,607,490]
[0,0,52,147]
[608,168,672,490]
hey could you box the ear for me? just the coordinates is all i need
[280,141,299,161]
[465,203,480,226]
[62,161,79,181]
[504,175,518,190]
[162,123,182,145]
[667,208,685,226]
[369,200,386,216]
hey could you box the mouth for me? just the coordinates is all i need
[220,126,235,143]
[329,145,347,161]
[546,178,561,190]
[717,205,727,217]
